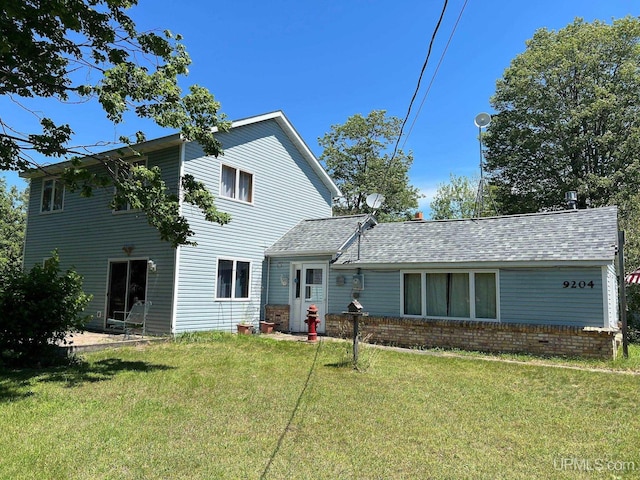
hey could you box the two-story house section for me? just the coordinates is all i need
[21,111,340,334]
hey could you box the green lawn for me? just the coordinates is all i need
[1,334,639,479]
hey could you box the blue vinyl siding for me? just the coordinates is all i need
[325,266,608,328]
[499,267,605,327]
[22,147,181,333]
[328,269,400,316]
[174,119,333,332]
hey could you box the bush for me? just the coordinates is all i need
[0,253,91,366]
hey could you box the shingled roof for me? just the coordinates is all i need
[331,206,618,267]
[265,215,374,257]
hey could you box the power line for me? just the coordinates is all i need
[388,0,449,165]
[372,0,449,209]
[402,0,469,150]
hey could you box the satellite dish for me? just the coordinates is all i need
[474,112,491,128]
[365,193,385,210]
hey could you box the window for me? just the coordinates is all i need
[221,165,253,203]
[114,159,146,212]
[41,178,64,212]
[216,259,251,299]
[402,271,498,320]
[426,273,470,318]
[403,273,421,316]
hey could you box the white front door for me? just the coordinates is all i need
[290,263,327,333]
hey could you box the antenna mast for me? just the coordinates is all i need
[473,112,495,218]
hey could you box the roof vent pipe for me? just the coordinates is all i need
[565,191,578,210]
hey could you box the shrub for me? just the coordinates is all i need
[0,253,91,366]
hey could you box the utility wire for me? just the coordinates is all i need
[402,0,469,150]
[388,0,449,165]
[370,0,449,211]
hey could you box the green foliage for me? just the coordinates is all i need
[319,110,421,221]
[0,253,91,366]
[430,173,500,220]
[483,16,640,324]
[0,0,230,246]
[484,16,640,215]
[0,179,27,274]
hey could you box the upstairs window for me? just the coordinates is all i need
[216,259,251,300]
[113,159,146,212]
[41,178,64,213]
[221,165,253,203]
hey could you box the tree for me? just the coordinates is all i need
[0,178,27,274]
[429,174,499,220]
[1,0,230,246]
[483,16,640,337]
[318,110,421,221]
[484,17,640,215]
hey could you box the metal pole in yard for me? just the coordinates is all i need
[352,314,359,366]
[618,230,628,358]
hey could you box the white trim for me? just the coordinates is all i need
[214,256,253,301]
[39,177,65,214]
[290,262,328,333]
[171,143,186,334]
[601,265,609,329]
[219,163,255,205]
[334,260,614,270]
[220,111,340,197]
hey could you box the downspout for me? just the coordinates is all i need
[170,141,187,337]
[264,254,271,321]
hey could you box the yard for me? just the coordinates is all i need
[1,334,639,479]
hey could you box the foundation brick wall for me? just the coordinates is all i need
[325,314,621,359]
[265,305,290,332]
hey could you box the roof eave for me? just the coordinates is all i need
[20,133,184,179]
[331,259,615,269]
[265,250,339,258]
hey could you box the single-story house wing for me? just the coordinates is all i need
[265,206,621,358]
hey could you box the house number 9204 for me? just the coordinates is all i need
[562,281,595,289]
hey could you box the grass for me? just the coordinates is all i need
[411,343,640,373]
[1,333,639,479]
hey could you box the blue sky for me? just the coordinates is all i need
[3,0,639,214]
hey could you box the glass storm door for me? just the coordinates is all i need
[300,264,326,334]
[106,260,148,321]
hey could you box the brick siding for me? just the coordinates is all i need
[325,314,621,359]
[265,305,290,332]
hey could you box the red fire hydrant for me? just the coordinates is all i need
[305,304,320,342]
